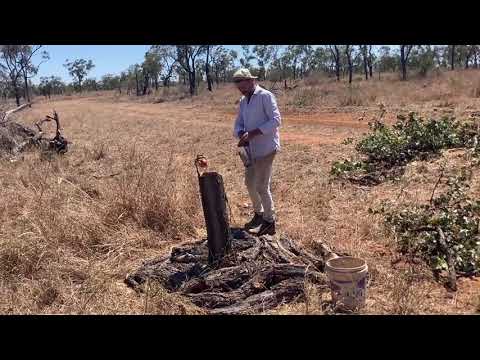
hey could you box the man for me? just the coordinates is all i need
[232,68,281,236]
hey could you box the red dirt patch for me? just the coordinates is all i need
[281,133,339,146]
[283,112,370,129]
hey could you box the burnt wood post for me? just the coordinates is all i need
[197,171,232,264]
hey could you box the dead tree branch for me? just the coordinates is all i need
[0,102,31,124]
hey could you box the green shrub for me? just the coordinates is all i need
[357,113,464,165]
[330,159,367,176]
[375,173,480,275]
[332,112,480,184]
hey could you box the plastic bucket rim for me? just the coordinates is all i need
[325,256,367,273]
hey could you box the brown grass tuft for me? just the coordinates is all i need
[104,147,199,237]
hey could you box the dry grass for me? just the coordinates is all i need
[0,100,206,314]
[0,146,201,313]
[1,69,480,314]
[338,85,365,107]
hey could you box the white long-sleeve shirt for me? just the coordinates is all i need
[233,85,281,160]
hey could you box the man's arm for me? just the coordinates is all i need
[258,92,281,135]
[233,101,245,139]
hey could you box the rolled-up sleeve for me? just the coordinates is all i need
[258,92,281,135]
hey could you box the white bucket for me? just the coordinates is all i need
[325,256,368,311]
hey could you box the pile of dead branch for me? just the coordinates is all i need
[0,103,68,157]
[331,113,480,186]
[125,230,339,314]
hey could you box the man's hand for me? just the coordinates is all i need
[238,128,262,147]
[238,132,249,147]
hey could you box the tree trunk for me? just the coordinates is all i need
[206,45,213,92]
[142,71,149,96]
[214,69,219,86]
[197,72,201,89]
[188,71,195,96]
[14,86,20,107]
[475,51,478,69]
[135,70,140,96]
[154,76,158,91]
[368,45,374,78]
[335,47,341,81]
[330,46,341,81]
[346,46,353,84]
[451,45,456,70]
[400,46,407,81]
[23,71,30,103]
[362,46,369,80]
[465,47,474,69]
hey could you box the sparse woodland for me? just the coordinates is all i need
[4,45,480,102]
[1,45,480,315]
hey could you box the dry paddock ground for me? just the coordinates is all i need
[2,78,480,314]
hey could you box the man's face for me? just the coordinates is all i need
[234,78,255,96]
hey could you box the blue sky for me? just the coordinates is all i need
[32,45,245,84]
[32,45,392,84]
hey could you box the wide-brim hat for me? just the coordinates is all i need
[233,68,258,80]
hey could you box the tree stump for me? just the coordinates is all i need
[198,172,232,264]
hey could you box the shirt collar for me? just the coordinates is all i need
[252,84,261,95]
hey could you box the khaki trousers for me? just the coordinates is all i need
[244,151,276,222]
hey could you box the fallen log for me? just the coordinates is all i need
[125,232,335,314]
[0,106,68,157]
[0,103,31,124]
[209,279,306,315]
